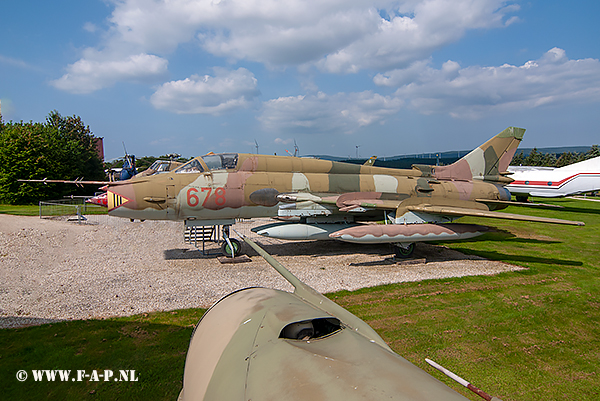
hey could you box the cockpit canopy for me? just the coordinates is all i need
[148,160,175,173]
[176,159,204,174]
[176,153,239,174]
[203,153,238,170]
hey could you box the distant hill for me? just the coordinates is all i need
[308,146,593,169]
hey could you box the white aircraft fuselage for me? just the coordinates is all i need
[506,156,600,197]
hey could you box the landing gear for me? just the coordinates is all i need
[221,225,243,258]
[221,237,242,258]
[184,219,244,258]
[394,243,415,258]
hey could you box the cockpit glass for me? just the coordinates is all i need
[155,162,170,172]
[176,159,204,174]
[221,153,238,169]
[201,153,238,171]
[202,155,222,170]
[148,160,169,172]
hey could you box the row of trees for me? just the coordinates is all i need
[0,111,105,204]
[511,145,600,167]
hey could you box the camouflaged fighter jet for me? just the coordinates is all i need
[178,234,502,401]
[105,126,583,257]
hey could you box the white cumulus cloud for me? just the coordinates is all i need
[376,48,600,118]
[150,67,260,114]
[53,0,520,94]
[51,53,168,94]
[315,0,518,73]
[259,91,403,134]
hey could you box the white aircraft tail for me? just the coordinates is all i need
[559,155,600,171]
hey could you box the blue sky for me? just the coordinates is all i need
[2,0,599,160]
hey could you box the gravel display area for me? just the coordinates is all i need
[0,214,523,329]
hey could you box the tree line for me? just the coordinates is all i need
[2,110,599,205]
[511,145,600,168]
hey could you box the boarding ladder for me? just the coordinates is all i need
[184,219,236,256]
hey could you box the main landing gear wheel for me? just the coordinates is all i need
[394,243,415,258]
[221,238,242,258]
[516,195,529,203]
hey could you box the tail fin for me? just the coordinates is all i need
[363,156,377,166]
[434,127,525,181]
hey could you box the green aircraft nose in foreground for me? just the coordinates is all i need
[178,235,502,401]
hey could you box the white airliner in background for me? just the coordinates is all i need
[506,156,600,199]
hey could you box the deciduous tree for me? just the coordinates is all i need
[0,111,104,204]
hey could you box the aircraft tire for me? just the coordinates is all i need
[394,243,415,258]
[221,238,243,258]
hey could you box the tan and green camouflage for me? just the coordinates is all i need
[106,127,583,235]
[178,235,474,401]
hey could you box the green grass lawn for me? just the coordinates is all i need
[0,204,41,215]
[1,198,599,400]
[0,204,107,216]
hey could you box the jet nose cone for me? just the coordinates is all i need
[107,180,170,221]
[107,183,137,212]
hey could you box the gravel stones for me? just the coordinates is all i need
[0,214,523,328]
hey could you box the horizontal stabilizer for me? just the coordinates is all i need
[475,199,564,209]
[406,205,584,226]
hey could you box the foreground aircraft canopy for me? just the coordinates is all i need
[506,155,600,199]
[105,127,583,256]
[178,235,489,400]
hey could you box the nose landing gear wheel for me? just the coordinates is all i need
[394,243,415,258]
[221,238,242,258]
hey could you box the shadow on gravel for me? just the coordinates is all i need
[163,240,483,265]
[164,248,217,260]
[0,316,63,330]
[251,240,393,257]
[163,240,396,260]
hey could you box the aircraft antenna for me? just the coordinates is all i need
[122,142,132,166]
[425,359,502,401]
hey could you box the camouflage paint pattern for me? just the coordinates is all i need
[329,223,490,244]
[107,127,583,227]
[108,128,521,222]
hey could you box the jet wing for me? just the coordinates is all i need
[239,233,391,349]
[406,204,584,226]
[259,189,584,225]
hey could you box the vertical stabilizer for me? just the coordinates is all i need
[434,127,525,181]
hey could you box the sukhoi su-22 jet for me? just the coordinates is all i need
[103,126,583,257]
